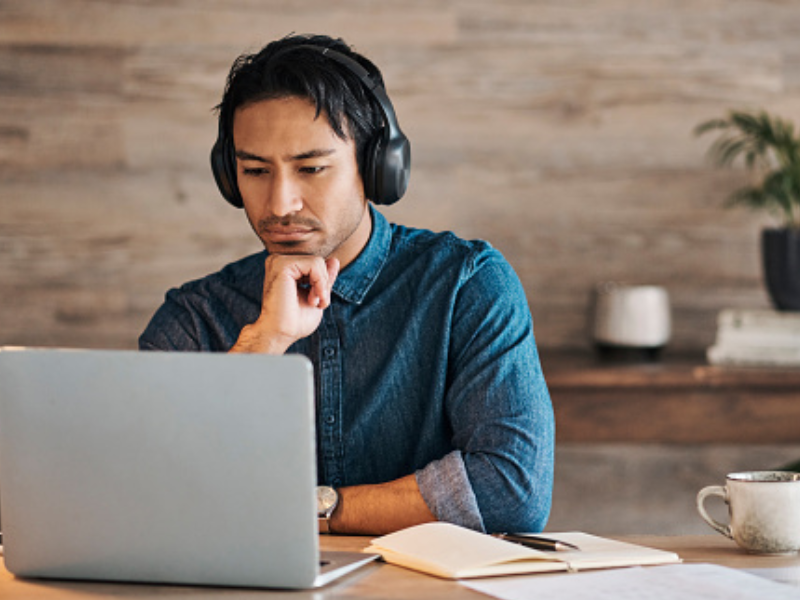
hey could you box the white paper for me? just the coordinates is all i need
[463,564,800,600]
[745,566,800,588]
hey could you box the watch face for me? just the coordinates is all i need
[317,486,338,514]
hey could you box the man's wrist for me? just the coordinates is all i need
[229,322,293,354]
[323,477,437,536]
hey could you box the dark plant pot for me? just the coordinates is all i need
[762,228,800,311]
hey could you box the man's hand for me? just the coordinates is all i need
[230,254,340,354]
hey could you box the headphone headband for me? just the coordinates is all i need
[210,44,411,208]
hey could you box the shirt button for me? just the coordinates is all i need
[324,347,336,359]
[325,415,336,425]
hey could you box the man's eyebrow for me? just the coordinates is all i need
[235,149,269,163]
[292,148,336,161]
[234,148,337,162]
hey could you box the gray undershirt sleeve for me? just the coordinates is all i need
[415,450,485,532]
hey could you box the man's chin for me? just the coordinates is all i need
[264,241,324,257]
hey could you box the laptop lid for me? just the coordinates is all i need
[0,347,373,589]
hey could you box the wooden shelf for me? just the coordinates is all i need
[541,351,800,444]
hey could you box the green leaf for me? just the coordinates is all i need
[695,109,800,228]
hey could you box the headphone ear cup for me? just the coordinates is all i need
[367,129,409,206]
[382,134,411,205]
[210,135,244,208]
[362,134,381,204]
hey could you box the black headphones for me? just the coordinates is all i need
[210,45,411,208]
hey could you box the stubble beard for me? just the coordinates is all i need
[256,202,367,260]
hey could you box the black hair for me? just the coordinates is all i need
[215,34,386,175]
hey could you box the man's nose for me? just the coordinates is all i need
[268,173,303,217]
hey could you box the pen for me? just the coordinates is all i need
[495,533,581,552]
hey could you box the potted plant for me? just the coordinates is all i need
[695,109,800,311]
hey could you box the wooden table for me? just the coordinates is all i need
[1,534,798,598]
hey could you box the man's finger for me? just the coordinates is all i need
[301,257,336,309]
[314,257,340,308]
[326,257,341,301]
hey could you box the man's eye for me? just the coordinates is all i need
[243,167,269,176]
[300,166,326,175]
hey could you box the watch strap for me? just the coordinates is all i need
[318,517,332,534]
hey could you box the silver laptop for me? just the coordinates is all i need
[0,347,378,589]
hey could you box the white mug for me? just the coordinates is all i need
[697,471,800,554]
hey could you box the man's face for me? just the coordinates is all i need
[233,96,371,267]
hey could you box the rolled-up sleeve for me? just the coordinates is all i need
[416,450,485,531]
[419,248,555,534]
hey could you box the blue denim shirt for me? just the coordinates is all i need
[140,207,554,533]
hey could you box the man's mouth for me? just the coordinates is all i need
[265,226,312,240]
[259,218,320,244]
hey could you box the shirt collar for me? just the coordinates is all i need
[333,205,390,305]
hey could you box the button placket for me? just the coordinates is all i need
[318,309,343,485]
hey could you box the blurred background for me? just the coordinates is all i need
[3,0,796,351]
[2,1,799,535]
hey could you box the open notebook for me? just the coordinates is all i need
[365,523,681,579]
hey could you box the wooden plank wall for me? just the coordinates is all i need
[2,0,799,352]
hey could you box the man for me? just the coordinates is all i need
[140,34,554,536]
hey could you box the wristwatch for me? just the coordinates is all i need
[317,486,339,534]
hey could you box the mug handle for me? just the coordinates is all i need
[696,485,732,539]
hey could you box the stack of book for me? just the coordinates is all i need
[707,308,800,367]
